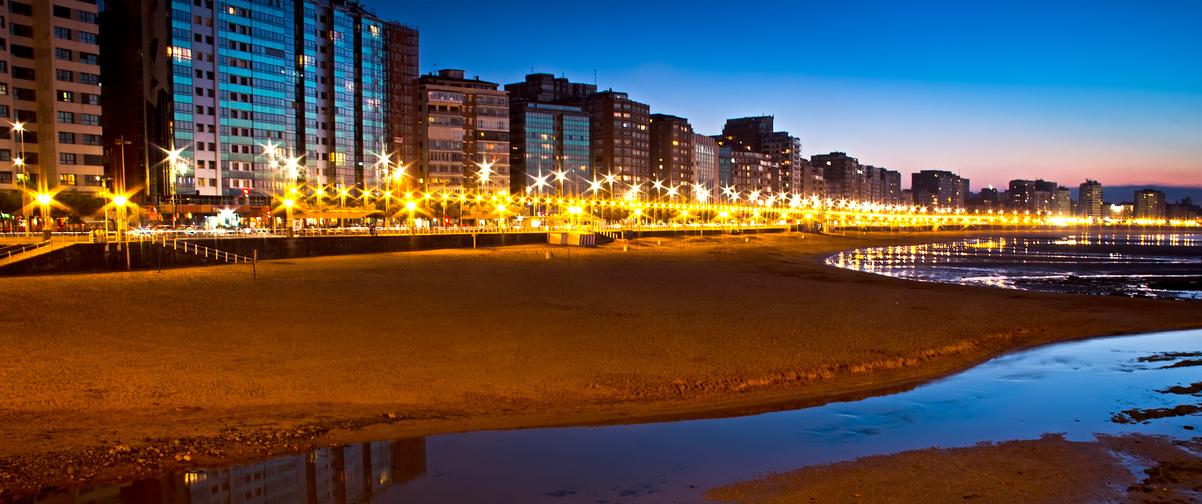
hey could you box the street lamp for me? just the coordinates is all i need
[161,144,188,228]
[282,197,296,237]
[11,121,30,236]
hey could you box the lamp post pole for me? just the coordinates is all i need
[12,121,28,237]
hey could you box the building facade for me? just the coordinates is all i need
[581,91,649,187]
[505,74,654,193]
[719,147,777,199]
[417,69,509,193]
[691,133,718,200]
[505,74,591,195]
[1007,179,1058,212]
[1,0,105,200]
[911,170,968,208]
[719,116,818,197]
[1052,187,1072,215]
[101,0,417,205]
[812,152,863,201]
[385,24,420,173]
[649,114,694,192]
[1134,188,1166,220]
[862,165,903,204]
[1078,179,1103,218]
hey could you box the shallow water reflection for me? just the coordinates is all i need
[25,330,1202,503]
[826,233,1202,300]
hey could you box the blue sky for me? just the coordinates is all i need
[369,0,1202,189]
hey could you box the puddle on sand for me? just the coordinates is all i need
[21,329,1202,503]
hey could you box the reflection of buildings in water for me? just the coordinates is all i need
[31,485,125,504]
[184,455,310,504]
[76,438,429,504]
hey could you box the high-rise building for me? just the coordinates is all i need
[719,116,817,197]
[911,170,968,208]
[1167,200,1200,221]
[1052,187,1072,215]
[581,91,650,187]
[417,69,510,193]
[1078,179,1103,218]
[691,133,718,200]
[503,74,648,190]
[385,25,420,176]
[1007,179,1058,212]
[812,152,863,201]
[1134,189,1166,220]
[863,165,901,204]
[973,186,1001,211]
[719,147,777,198]
[649,114,694,193]
[1,0,105,202]
[101,0,417,206]
[506,74,590,195]
[881,169,902,205]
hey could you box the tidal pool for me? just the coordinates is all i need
[826,233,1202,300]
[29,329,1202,503]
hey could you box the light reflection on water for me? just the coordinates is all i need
[827,233,1202,300]
[25,330,1202,504]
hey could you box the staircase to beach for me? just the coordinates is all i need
[0,240,78,269]
[144,235,255,264]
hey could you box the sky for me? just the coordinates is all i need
[369,0,1202,190]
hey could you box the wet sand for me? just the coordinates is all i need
[706,434,1202,504]
[2,231,1201,494]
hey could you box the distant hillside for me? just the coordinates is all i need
[1068,185,1202,204]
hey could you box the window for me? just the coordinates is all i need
[79,73,99,85]
[82,134,101,146]
[14,87,34,101]
[10,23,32,37]
[12,66,32,80]
[0,171,11,184]
[78,31,97,45]
[55,48,72,61]
[81,93,100,105]
[77,11,98,24]
[79,52,99,65]
[59,173,77,186]
[9,3,32,16]
[15,109,35,122]
[10,44,32,59]
[53,6,71,18]
[0,84,7,96]
[0,62,6,74]
[57,111,74,124]
[58,90,73,103]
[56,69,73,82]
[80,113,100,126]
[53,26,72,40]
[59,153,77,165]
[0,106,7,118]
[58,132,75,144]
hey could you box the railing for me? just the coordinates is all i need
[145,235,254,264]
[1,240,51,259]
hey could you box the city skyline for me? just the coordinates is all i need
[373,0,1202,189]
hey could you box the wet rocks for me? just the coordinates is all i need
[1111,404,1202,424]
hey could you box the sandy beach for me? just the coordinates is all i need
[1,231,1201,494]
[707,433,1202,503]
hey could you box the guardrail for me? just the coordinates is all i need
[1,240,51,259]
[3,223,793,244]
[144,235,254,264]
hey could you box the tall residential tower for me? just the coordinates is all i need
[1,0,105,201]
[100,0,418,207]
